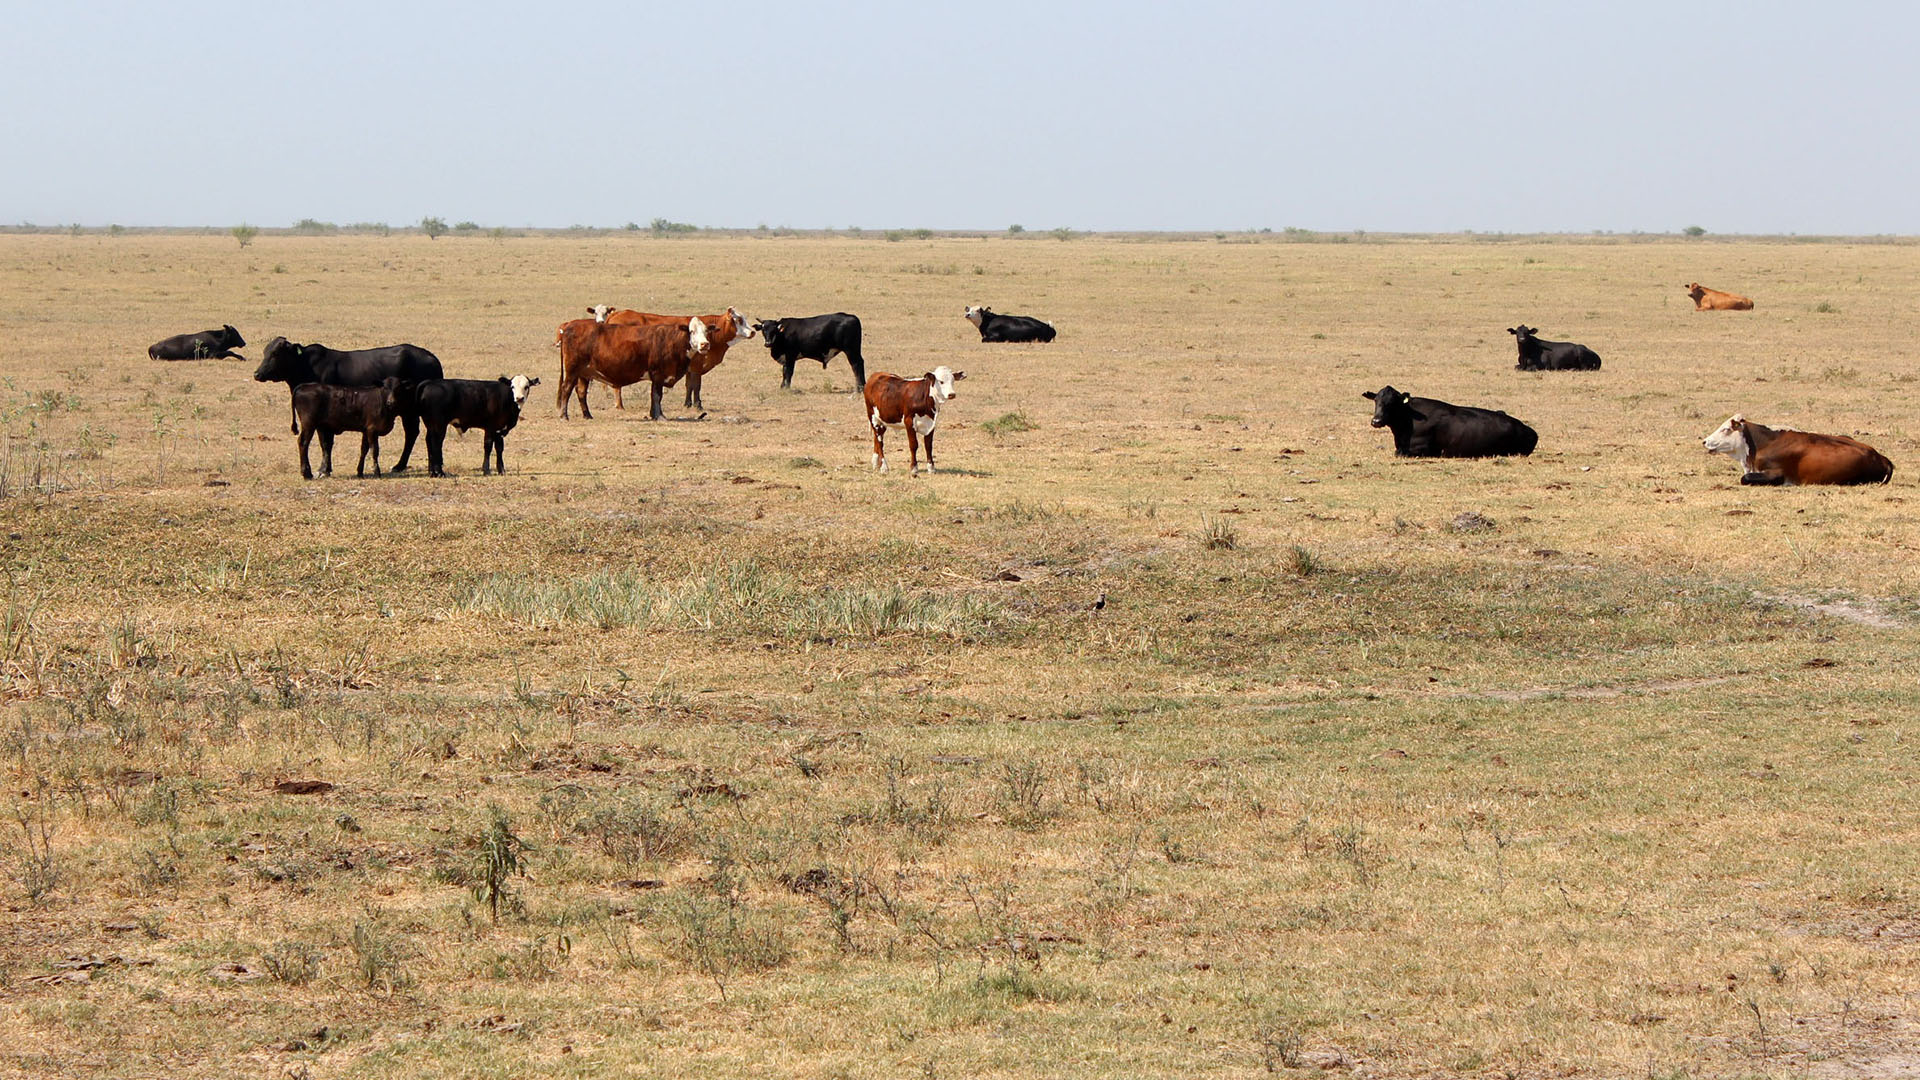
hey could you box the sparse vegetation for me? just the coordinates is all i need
[229,223,257,248]
[1683,225,1708,237]
[420,216,448,240]
[650,218,698,234]
[980,411,1036,437]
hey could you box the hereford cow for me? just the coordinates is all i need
[255,337,443,470]
[416,375,539,476]
[1686,282,1754,310]
[554,319,708,420]
[149,324,246,361]
[1509,325,1601,371]
[1702,414,1893,485]
[754,313,866,390]
[1363,386,1537,458]
[964,305,1055,343]
[292,378,411,480]
[864,367,964,474]
[583,306,755,412]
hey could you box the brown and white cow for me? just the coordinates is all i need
[585,305,756,412]
[1702,414,1893,485]
[554,318,709,420]
[1686,282,1754,310]
[863,366,964,474]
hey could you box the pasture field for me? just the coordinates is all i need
[4,232,1920,1079]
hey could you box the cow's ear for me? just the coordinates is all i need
[528,377,540,386]
[499,375,510,384]
[952,370,965,380]
[1362,391,1377,400]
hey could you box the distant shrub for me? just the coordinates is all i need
[1007,224,1025,234]
[1051,226,1077,241]
[1683,225,1707,237]
[420,216,448,240]
[292,218,337,233]
[231,224,258,248]
[1813,300,1840,313]
[884,230,905,242]
[453,221,479,232]
[650,218,697,234]
[108,224,124,235]
[489,226,510,241]
[348,222,390,236]
[910,228,933,239]
[980,411,1036,437]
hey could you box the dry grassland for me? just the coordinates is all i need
[3,232,1920,1079]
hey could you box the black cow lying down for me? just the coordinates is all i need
[150,325,246,361]
[964,305,1055,343]
[293,378,412,479]
[1509,325,1601,371]
[255,336,443,470]
[754,313,866,390]
[1363,385,1537,457]
[417,375,539,477]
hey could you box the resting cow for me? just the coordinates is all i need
[293,378,411,479]
[554,319,708,420]
[1509,325,1601,371]
[1702,414,1893,486]
[255,336,443,470]
[1686,282,1754,311]
[417,375,539,477]
[149,325,246,361]
[583,305,755,412]
[754,313,866,390]
[1363,386,1537,458]
[964,305,1055,343]
[864,366,964,474]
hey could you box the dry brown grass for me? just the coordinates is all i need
[3,232,1920,1078]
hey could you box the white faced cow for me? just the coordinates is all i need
[863,366,965,474]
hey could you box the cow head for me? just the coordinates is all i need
[253,337,309,383]
[378,377,409,414]
[1507,325,1536,343]
[587,304,613,323]
[502,374,541,406]
[753,320,782,349]
[728,307,758,339]
[1362,386,1421,427]
[963,305,989,327]
[927,366,965,402]
[1702,414,1750,463]
[687,317,711,356]
[1685,283,1706,303]
[222,325,246,348]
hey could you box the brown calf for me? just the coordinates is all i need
[1702,414,1893,485]
[1686,282,1754,310]
[863,366,964,474]
[585,306,755,412]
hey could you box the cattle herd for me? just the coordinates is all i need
[147,279,1890,488]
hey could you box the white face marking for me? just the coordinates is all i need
[509,375,538,405]
[588,304,612,323]
[731,308,757,338]
[929,365,958,403]
[964,306,984,327]
[1702,416,1747,463]
[687,318,710,355]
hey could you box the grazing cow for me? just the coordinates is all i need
[292,378,411,480]
[754,313,866,390]
[1509,325,1601,371]
[255,336,443,470]
[554,319,709,420]
[584,306,756,412]
[964,305,1055,343]
[149,325,245,361]
[1362,386,1537,458]
[1686,282,1754,310]
[416,375,539,477]
[1702,414,1893,486]
[864,367,964,474]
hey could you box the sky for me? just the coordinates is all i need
[3,1,1916,234]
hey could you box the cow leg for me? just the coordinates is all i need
[289,394,300,435]
[923,428,936,474]
[870,413,887,472]
[906,424,922,476]
[359,433,380,477]
[318,431,335,478]
[613,383,625,411]
[390,415,419,472]
[426,425,447,478]
[781,358,797,390]
[577,379,594,420]
[650,380,666,421]
[848,352,866,393]
[686,369,703,411]
[298,426,315,480]
[1741,470,1788,486]
[490,433,505,475]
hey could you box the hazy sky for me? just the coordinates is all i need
[5,2,1916,233]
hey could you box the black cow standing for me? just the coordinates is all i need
[1509,325,1601,371]
[149,325,246,361]
[254,336,443,471]
[1363,386,1537,458]
[416,375,538,477]
[754,313,866,390]
[964,305,1055,343]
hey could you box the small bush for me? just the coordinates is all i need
[980,411,1036,437]
[1813,300,1840,314]
[1050,226,1077,241]
[350,920,413,994]
[453,221,479,232]
[1007,224,1025,234]
[420,216,448,240]
[1282,545,1319,577]
[291,219,336,233]
[230,224,258,248]
[473,805,529,921]
[1200,515,1238,551]
[263,940,323,985]
[1682,225,1707,237]
[650,218,697,234]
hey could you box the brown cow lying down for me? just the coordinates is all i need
[1686,282,1754,310]
[1703,414,1893,485]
